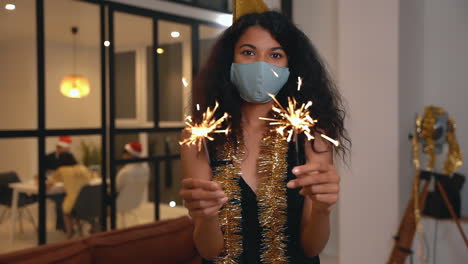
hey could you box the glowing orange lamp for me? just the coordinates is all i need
[60,75,90,98]
[60,27,90,98]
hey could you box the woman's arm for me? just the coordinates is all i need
[46,168,63,189]
[180,130,227,259]
[287,137,339,256]
[300,193,331,256]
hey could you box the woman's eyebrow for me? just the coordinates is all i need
[271,47,284,51]
[239,44,256,49]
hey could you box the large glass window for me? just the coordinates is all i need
[149,132,185,220]
[199,24,224,68]
[114,12,154,129]
[45,0,101,129]
[0,0,37,130]
[44,135,103,242]
[0,0,225,254]
[112,131,186,229]
[0,138,38,252]
[157,20,192,127]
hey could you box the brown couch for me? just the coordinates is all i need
[0,216,202,264]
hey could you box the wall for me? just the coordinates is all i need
[0,40,39,178]
[422,0,468,215]
[0,41,37,130]
[293,0,339,256]
[0,138,38,182]
[398,0,425,218]
[293,0,338,71]
[337,0,400,262]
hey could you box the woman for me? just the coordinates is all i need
[47,152,92,238]
[180,11,349,264]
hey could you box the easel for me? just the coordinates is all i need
[389,107,468,263]
[388,170,468,264]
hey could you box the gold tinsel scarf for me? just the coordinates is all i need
[213,128,289,264]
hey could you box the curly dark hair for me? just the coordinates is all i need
[193,11,350,158]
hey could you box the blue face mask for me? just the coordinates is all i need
[230,61,290,104]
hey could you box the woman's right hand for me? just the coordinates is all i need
[180,178,228,218]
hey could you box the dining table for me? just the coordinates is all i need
[8,178,102,244]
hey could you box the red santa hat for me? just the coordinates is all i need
[57,136,72,148]
[124,142,142,157]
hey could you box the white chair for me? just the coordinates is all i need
[0,171,37,233]
[116,166,149,228]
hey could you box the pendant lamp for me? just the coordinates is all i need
[60,26,90,98]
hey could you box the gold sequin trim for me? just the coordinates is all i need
[213,128,290,264]
[213,136,244,264]
[257,129,289,264]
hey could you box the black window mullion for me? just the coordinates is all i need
[153,17,161,221]
[153,18,160,128]
[108,6,117,230]
[154,160,160,220]
[0,130,38,138]
[36,0,47,245]
[191,23,200,83]
[162,0,230,13]
[43,128,102,136]
[100,0,108,232]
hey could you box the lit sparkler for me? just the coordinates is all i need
[259,73,339,147]
[260,94,316,141]
[179,101,230,163]
[259,93,339,146]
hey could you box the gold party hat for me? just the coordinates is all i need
[233,0,269,21]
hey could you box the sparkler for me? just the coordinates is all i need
[179,101,230,164]
[259,91,339,165]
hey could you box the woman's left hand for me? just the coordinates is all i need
[286,162,340,214]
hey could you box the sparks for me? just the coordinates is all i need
[271,68,279,78]
[297,77,303,91]
[259,93,339,147]
[320,134,340,147]
[182,77,189,87]
[179,101,230,152]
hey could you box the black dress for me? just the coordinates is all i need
[202,142,320,264]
